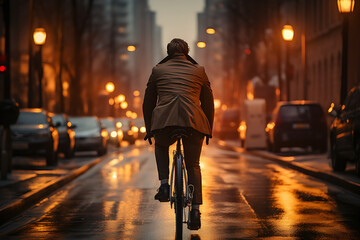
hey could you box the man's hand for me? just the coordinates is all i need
[144,134,153,145]
[206,135,211,145]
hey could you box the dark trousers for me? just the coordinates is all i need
[154,127,204,205]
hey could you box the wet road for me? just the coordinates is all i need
[1,142,360,239]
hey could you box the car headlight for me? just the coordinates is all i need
[110,130,117,138]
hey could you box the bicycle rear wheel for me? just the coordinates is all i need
[174,153,183,239]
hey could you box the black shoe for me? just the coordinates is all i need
[154,184,170,202]
[188,208,201,230]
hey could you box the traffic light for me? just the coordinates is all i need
[0,55,6,73]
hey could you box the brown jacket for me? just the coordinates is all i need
[143,53,214,137]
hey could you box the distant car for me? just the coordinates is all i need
[218,109,240,139]
[100,117,123,147]
[69,116,108,156]
[50,113,76,158]
[266,101,327,153]
[115,118,137,144]
[329,86,360,175]
[11,108,59,166]
[133,118,146,140]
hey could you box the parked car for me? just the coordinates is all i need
[100,117,123,147]
[216,108,240,139]
[328,86,360,175]
[133,118,146,140]
[69,116,108,156]
[50,113,76,158]
[266,101,327,153]
[115,118,137,144]
[11,108,59,166]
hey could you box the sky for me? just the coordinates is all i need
[148,0,205,56]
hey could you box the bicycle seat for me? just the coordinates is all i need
[169,128,189,139]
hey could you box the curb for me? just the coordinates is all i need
[213,140,360,196]
[0,156,104,226]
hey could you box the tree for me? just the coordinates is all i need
[69,0,94,115]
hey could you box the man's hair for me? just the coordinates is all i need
[167,38,189,56]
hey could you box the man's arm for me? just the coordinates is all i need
[200,68,214,137]
[142,70,157,137]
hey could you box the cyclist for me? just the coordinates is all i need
[143,38,214,230]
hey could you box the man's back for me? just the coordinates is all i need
[145,53,213,136]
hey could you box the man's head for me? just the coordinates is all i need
[167,38,189,56]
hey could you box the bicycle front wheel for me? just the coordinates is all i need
[174,153,183,239]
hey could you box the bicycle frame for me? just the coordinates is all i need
[170,138,191,207]
[169,136,194,238]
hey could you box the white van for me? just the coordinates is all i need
[239,99,267,149]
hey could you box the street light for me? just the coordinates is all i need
[105,82,115,93]
[282,25,294,41]
[105,82,115,116]
[133,90,140,97]
[337,0,355,13]
[127,45,136,52]
[197,41,206,48]
[120,101,128,109]
[33,28,46,45]
[206,28,216,35]
[33,28,46,107]
[282,25,294,101]
[337,0,355,104]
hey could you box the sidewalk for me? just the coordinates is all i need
[214,139,360,195]
[0,151,107,226]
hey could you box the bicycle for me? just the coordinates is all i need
[169,129,194,239]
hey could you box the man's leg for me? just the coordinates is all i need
[183,130,204,230]
[183,131,204,205]
[153,130,175,202]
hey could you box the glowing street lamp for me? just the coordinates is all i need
[33,28,46,107]
[116,94,125,103]
[105,82,115,93]
[337,0,355,103]
[197,41,206,48]
[206,28,216,35]
[127,45,136,52]
[282,25,294,42]
[133,90,140,97]
[126,110,132,118]
[120,101,128,109]
[282,25,294,101]
[33,28,46,45]
[106,82,115,116]
[337,0,355,13]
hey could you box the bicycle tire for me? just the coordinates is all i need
[175,153,183,239]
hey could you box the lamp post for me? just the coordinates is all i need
[33,28,46,108]
[282,25,294,101]
[106,82,115,117]
[337,0,355,104]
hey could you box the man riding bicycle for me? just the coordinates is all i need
[143,38,214,230]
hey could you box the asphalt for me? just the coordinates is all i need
[215,139,360,195]
[0,139,359,227]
